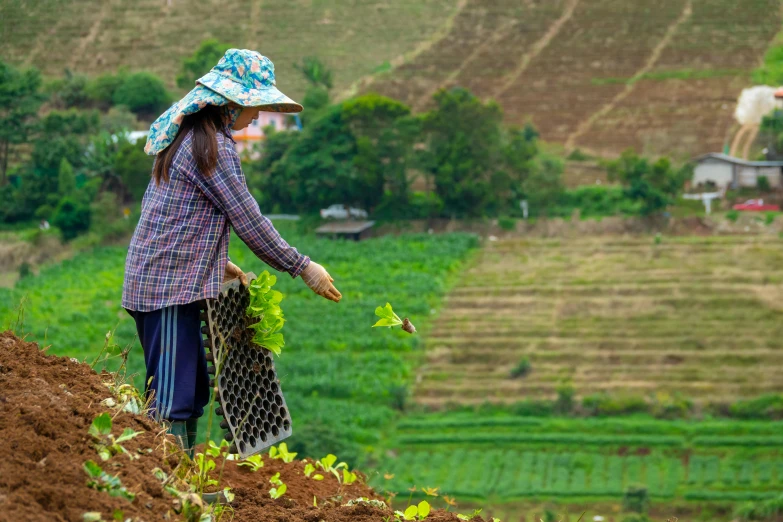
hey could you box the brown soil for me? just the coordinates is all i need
[0,331,486,522]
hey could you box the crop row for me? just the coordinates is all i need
[376,449,783,501]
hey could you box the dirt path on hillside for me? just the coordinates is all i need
[339,0,469,101]
[70,1,110,69]
[564,0,693,150]
[492,0,581,100]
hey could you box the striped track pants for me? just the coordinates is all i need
[127,301,210,421]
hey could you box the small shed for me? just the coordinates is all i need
[315,220,375,241]
[692,153,783,190]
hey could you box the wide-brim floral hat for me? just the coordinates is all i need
[145,49,302,155]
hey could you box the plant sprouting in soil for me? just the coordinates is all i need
[395,500,431,521]
[191,453,219,489]
[269,442,297,463]
[457,508,483,521]
[236,454,264,471]
[246,271,286,355]
[269,472,287,499]
[316,453,348,481]
[373,303,416,334]
[303,462,324,480]
[342,468,358,485]
[83,460,136,501]
[88,413,143,461]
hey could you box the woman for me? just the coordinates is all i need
[122,49,341,455]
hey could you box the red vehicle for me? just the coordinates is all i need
[732,199,780,211]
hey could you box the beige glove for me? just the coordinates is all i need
[301,261,342,303]
[224,261,248,285]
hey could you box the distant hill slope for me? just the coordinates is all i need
[1,0,779,158]
[363,0,782,158]
[0,0,459,101]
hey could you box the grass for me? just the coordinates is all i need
[591,68,747,86]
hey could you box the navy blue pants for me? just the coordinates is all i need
[127,302,210,421]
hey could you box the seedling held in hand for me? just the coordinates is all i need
[373,303,416,334]
[246,271,286,355]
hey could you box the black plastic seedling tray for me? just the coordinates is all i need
[200,272,292,458]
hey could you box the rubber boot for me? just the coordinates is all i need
[185,418,199,459]
[166,420,189,454]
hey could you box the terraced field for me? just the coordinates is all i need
[374,414,783,511]
[416,236,783,407]
[365,0,780,157]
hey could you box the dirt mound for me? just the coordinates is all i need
[0,332,484,522]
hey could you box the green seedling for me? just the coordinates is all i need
[205,439,231,459]
[303,463,324,480]
[102,383,145,414]
[83,460,135,501]
[373,303,416,334]
[342,469,358,485]
[395,500,430,521]
[316,453,348,481]
[236,454,264,471]
[457,508,483,521]
[246,271,286,355]
[191,453,219,489]
[269,442,297,463]
[269,472,287,499]
[88,413,142,461]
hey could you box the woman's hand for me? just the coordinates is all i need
[224,261,248,285]
[301,261,342,303]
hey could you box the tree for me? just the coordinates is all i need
[47,70,91,109]
[0,60,45,185]
[113,72,170,117]
[86,69,128,109]
[51,197,91,240]
[606,149,690,216]
[421,87,504,217]
[57,158,76,196]
[294,56,333,89]
[114,139,153,201]
[177,39,231,89]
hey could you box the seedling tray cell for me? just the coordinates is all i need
[200,272,292,458]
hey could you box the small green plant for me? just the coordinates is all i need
[765,212,777,226]
[304,462,324,480]
[623,484,650,514]
[510,357,531,378]
[395,500,431,520]
[83,460,135,501]
[456,508,482,520]
[316,453,348,481]
[191,453,218,489]
[204,439,230,458]
[236,454,264,471]
[727,209,740,222]
[758,175,771,192]
[246,271,286,355]
[343,468,358,485]
[373,303,416,334]
[18,262,32,279]
[269,472,287,499]
[269,442,297,463]
[654,232,662,245]
[498,216,516,231]
[88,413,143,461]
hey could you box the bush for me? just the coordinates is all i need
[765,212,776,226]
[498,216,517,231]
[554,379,575,415]
[510,357,531,378]
[112,72,170,116]
[730,394,783,420]
[758,175,771,192]
[727,209,740,222]
[511,399,555,417]
[650,391,692,419]
[51,198,91,240]
[623,484,649,514]
[18,262,32,279]
[581,393,648,416]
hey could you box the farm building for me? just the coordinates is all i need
[692,153,783,189]
[232,112,299,158]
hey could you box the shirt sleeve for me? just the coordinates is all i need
[190,137,310,278]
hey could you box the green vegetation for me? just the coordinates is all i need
[591,68,746,86]
[0,223,478,465]
[374,414,783,503]
[246,271,286,355]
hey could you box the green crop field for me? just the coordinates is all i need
[373,413,783,518]
[0,223,478,462]
[416,235,783,407]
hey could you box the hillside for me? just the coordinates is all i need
[417,235,783,407]
[2,0,779,158]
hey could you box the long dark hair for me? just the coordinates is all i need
[152,105,229,184]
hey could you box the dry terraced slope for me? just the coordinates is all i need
[0,0,459,100]
[417,236,783,407]
[365,0,781,158]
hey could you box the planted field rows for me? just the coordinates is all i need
[375,416,783,502]
[365,0,780,157]
[416,236,783,406]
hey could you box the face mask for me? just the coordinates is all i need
[222,105,242,128]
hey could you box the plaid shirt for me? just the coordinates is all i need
[122,128,309,312]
